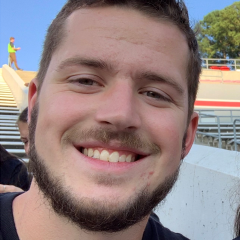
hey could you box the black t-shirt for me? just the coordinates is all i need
[0,192,22,240]
[0,192,190,240]
[0,158,30,191]
[233,237,240,240]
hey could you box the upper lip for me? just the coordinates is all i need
[73,140,150,157]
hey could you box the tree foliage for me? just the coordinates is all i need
[197,1,240,59]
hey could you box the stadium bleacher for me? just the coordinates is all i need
[0,71,27,158]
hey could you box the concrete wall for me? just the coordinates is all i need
[156,145,240,240]
[201,69,240,82]
[2,64,28,111]
[198,70,240,102]
[197,82,240,101]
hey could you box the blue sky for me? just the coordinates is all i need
[0,0,238,71]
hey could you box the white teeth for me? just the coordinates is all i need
[109,152,119,162]
[93,150,100,158]
[82,148,135,162]
[126,155,132,162]
[88,148,94,157]
[119,155,126,162]
[100,150,109,161]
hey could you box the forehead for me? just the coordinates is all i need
[46,7,189,90]
[65,7,188,52]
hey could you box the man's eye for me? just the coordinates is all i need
[78,79,97,86]
[144,91,171,102]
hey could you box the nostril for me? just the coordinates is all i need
[101,121,112,125]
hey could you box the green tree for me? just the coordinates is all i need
[197,1,240,59]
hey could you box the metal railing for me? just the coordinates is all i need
[196,109,240,123]
[196,111,240,151]
[233,119,240,151]
[202,58,240,71]
[197,113,222,148]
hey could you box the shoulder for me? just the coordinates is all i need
[0,193,22,240]
[0,158,23,178]
[1,158,23,168]
[0,192,22,204]
[143,213,190,240]
[233,237,240,240]
[1,159,30,191]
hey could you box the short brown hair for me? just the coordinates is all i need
[10,37,15,40]
[37,0,201,121]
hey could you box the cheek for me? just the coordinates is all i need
[141,110,185,188]
[35,89,98,156]
[143,108,185,148]
[38,90,90,129]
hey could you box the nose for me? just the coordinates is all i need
[95,81,141,131]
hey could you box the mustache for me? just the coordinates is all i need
[62,127,161,154]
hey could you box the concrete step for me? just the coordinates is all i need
[0,120,17,123]
[0,87,11,89]
[0,123,17,126]
[0,110,20,114]
[0,92,12,95]
[0,107,18,110]
[0,91,12,94]
[0,126,19,131]
[0,103,17,106]
[0,99,16,103]
[0,131,20,135]
[0,141,24,146]
[0,115,18,120]
[0,136,21,140]
[6,149,26,158]
[0,95,15,98]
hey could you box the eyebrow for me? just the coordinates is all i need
[56,57,114,72]
[57,57,184,95]
[139,72,184,96]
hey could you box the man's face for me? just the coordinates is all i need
[10,38,15,43]
[29,7,198,231]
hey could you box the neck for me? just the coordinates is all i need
[13,180,148,240]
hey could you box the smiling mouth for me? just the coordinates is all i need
[80,147,146,163]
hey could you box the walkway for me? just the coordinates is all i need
[0,68,26,158]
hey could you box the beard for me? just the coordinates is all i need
[29,104,185,233]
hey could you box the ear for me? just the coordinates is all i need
[28,78,38,122]
[183,112,199,157]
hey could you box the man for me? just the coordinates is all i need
[8,37,22,70]
[0,0,201,239]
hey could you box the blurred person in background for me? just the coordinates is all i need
[17,107,29,154]
[0,108,31,193]
[0,144,30,192]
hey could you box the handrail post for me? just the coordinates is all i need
[233,119,240,151]
[235,59,237,71]
[217,116,222,148]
